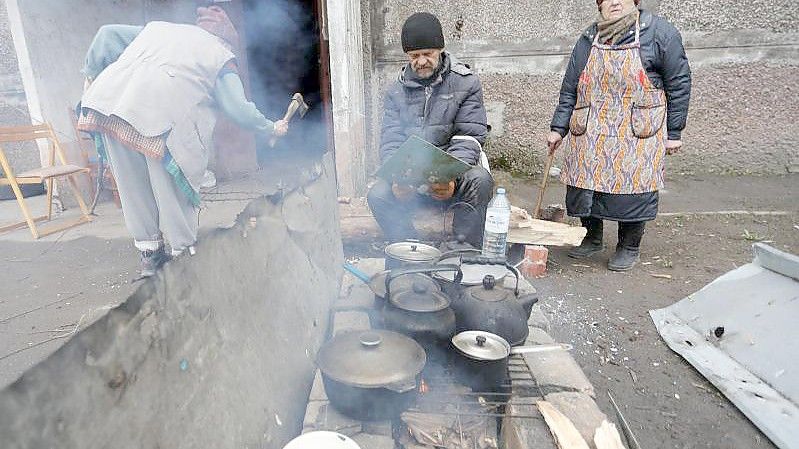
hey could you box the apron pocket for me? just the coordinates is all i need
[630,102,665,139]
[569,105,590,136]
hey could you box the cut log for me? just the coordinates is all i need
[593,420,627,449]
[537,400,591,449]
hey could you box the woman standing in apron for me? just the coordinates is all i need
[547,0,692,271]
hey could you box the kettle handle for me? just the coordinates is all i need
[506,263,521,297]
[461,256,521,296]
[385,264,463,298]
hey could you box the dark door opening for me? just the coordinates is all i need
[241,0,331,165]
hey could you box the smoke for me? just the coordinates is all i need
[237,0,328,160]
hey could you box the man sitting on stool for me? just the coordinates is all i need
[367,12,494,247]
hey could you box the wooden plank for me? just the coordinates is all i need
[537,400,591,449]
[593,421,626,449]
[0,215,47,234]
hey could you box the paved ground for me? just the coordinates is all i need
[2,173,797,449]
[0,175,272,388]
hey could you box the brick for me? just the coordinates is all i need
[302,400,361,436]
[520,260,547,278]
[528,305,551,332]
[544,392,608,445]
[501,398,558,449]
[333,310,371,335]
[524,245,549,263]
[309,369,328,402]
[350,432,396,449]
[523,349,595,398]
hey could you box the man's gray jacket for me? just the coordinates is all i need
[380,52,488,166]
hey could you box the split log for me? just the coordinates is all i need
[537,400,591,449]
[593,420,627,449]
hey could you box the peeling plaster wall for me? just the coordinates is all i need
[0,153,344,449]
[11,0,196,160]
[0,1,37,174]
[364,0,799,176]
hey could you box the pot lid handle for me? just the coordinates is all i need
[476,335,487,347]
[359,332,382,348]
[412,281,428,294]
[482,275,496,290]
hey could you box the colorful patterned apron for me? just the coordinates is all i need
[561,21,667,194]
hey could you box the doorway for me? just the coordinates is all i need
[241,0,331,165]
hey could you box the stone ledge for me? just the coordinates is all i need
[526,327,556,345]
[332,310,371,336]
[333,284,377,312]
[528,304,550,332]
[500,397,558,449]
[523,327,596,398]
[309,369,327,402]
[302,400,361,436]
[351,432,396,449]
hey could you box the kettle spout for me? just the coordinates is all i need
[518,291,539,319]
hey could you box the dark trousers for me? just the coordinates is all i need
[367,166,494,246]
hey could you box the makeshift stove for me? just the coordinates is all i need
[299,256,568,449]
[395,354,542,449]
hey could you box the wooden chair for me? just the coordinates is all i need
[0,124,92,239]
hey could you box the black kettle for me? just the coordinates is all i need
[451,263,538,346]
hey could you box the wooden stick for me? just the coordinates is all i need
[534,150,556,219]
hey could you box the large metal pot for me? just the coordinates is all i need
[384,241,441,270]
[317,330,426,420]
[451,331,571,392]
[382,265,461,346]
[451,264,538,346]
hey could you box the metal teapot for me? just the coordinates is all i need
[451,262,538,346]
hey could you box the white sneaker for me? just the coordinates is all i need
[200,170,217,190]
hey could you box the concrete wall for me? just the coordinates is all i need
[0,152,344,449]
[9,0,196,168]
[0,0,37,173]
[362,0,799,177]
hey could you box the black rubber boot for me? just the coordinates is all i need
[608,221,645,271]
[568,217,604,259]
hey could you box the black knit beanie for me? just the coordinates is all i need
[401,12,445,52]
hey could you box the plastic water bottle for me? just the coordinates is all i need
[482,188,511,259]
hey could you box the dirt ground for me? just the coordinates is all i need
[498,173,798,449]
[1,173,797,448]
[345,173,798,449]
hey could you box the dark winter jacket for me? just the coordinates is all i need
[380,52,488,166]
[551,10,691,140]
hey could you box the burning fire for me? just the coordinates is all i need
[419,378,429,394]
